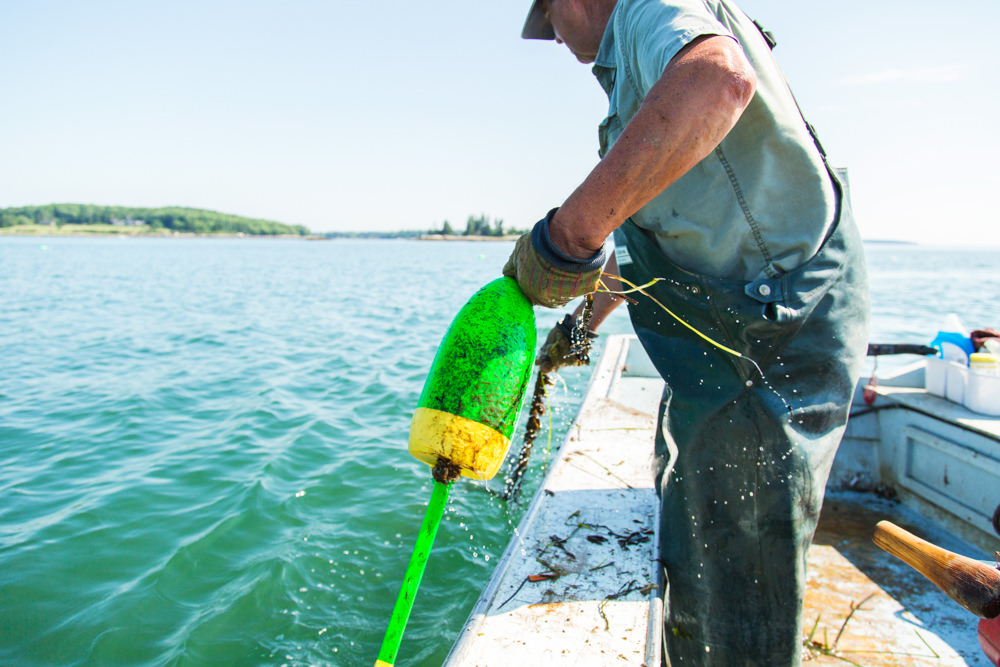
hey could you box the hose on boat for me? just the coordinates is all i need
[867,343,937,357]
[861,343,939,406]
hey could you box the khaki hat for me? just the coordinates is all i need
[521,0,555,40]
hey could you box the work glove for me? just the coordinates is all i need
[503,209,605,308]
[537,314,598,374]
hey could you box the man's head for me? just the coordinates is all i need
[521,0,616,64]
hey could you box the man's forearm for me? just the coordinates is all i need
[550,34,757,259]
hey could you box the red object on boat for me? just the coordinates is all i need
[981,616,1000,666]
[863,374,878,405]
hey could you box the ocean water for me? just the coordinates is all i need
[1,236,998,666]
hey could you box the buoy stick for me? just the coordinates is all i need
[374,480,452,667]
[374,278,536,665]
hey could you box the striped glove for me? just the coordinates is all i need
[502,209,605,308]
[537,314,599,373]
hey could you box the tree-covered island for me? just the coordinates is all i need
[0,204,310,236]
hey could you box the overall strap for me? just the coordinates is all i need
[748,16,829,163]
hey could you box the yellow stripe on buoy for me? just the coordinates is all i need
[408,407,511,481]
[374,661,393,667]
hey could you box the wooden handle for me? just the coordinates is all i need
[873,520,1000,619]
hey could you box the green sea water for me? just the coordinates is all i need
[0,236,620,667]
[2,236,998,666]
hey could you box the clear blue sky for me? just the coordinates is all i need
[2,0,997,244]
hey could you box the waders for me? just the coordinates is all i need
[613,175,869,665]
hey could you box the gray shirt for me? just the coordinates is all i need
[595,0,837,281]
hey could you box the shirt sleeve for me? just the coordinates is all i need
[617,0,734,95]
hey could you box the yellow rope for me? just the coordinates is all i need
[597,272,746,361]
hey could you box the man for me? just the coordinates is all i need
[503,0,870,665]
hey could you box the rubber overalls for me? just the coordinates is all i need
[613,173,870,666]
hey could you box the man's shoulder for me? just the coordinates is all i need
[615,0,727,38]
[613,0,730,55]
[618,0,715,18]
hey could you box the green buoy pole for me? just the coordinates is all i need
[374,480,451,667]
[373,277,536,666]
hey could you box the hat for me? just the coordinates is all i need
[522,0,555,40]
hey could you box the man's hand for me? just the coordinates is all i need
[536,314,598,374]
[503,209,605,308]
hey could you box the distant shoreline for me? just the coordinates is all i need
[0,227,318,240]
[416,234,519,242]
[0,227,521,242]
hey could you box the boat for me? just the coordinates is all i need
[444,334,1000,666]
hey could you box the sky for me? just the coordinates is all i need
[2,0,998,244]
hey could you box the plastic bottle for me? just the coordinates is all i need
[930,313,974,363]
[970,353,1000,376]
[408,277,536,480]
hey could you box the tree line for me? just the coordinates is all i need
[321,214,525,239]
[436,214,521,237]
[0,204,310,236]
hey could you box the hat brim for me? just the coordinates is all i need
[521,0,555,40]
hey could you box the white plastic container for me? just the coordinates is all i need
[925,357,969,404]
[945,361,967,404]
[964,369,1000,416]
[925,357,948,397]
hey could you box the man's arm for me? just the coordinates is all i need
[550,34,757,259]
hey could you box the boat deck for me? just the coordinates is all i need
[446,335,996,666]
[805,493,990,665]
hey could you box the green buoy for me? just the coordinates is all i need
[409,277,537,480]
[374,277,536,667]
